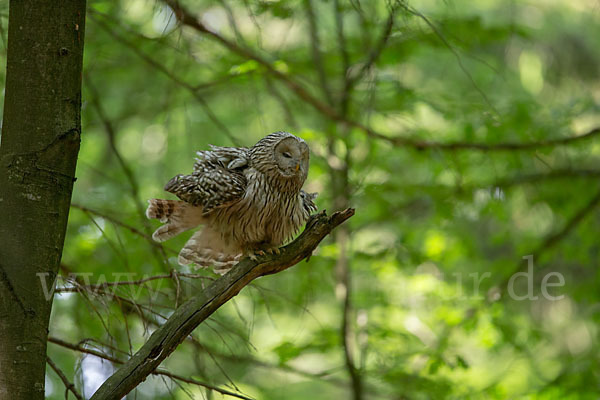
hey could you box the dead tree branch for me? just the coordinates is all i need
[89,208,354,399]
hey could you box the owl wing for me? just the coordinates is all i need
[195,145,249,171]
[164,146,249,214]
[300,190,318,215]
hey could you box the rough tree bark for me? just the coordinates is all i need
[0,2,86,399]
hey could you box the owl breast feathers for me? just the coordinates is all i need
[146,131,318,274]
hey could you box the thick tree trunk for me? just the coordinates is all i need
[0,2,86,399]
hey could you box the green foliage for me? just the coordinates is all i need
[1,0,598,398]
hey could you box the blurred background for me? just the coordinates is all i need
[1,0,599,398]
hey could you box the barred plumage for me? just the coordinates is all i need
[147,132,318,274]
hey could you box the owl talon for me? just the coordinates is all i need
[267,247,281,255]
[247,250,267,261]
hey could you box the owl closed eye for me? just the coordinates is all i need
[273,137,309,178]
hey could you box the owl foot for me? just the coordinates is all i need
[247,251,263,261]
[266,247,281,255]
[247,246,280,261]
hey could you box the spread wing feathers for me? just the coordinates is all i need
[194,145,249,171]
[165,146,248,214]
[178,226,243,275]
[146,199,206,242]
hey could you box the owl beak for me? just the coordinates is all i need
[295,163,300,172]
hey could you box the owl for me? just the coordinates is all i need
[146,131,318,274]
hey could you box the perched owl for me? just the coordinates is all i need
[146,132,318,274]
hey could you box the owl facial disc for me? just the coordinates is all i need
[273,137,309,178]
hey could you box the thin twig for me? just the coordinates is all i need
[373,168,600,196]
[155,369,254,400]
[56,270,172,323]
[337,227,363,400]
[529,187,600,266]
[351,123,600,151]
[85,79,172,271]
[171,268,181,308]
[55,271,213,293]
[402,3,499,116]
[56,273,169,293]
[86,79,142,203]
[115,297,134,356]
[346,1,398,90]
[263,76,298,129]
[70,203,175,253]
[47,356,84,400]
[489,169,600,189]
[0,13,7,53]
[333,0,352,115]
[218,0,246,45]
[49,336,122,363]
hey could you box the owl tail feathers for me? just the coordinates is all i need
[177,229,242,275]
[146,199,205,242]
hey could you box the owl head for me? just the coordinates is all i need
[251,132,310,189]
[273,135,309,178]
